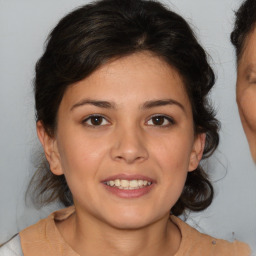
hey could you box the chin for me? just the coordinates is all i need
[108,217,151,230]
[243,130,256,164]
[249,144,256,164]
[102,208,165,230]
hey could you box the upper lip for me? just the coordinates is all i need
[101,173,155,183]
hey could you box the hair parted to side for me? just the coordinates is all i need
[29,0,219,216]
[231,0,256,61]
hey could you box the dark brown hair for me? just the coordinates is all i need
[29,0,219,216]
[231,0,256,61]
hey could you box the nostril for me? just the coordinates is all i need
[110,133,149,163]
[113,154,147,164]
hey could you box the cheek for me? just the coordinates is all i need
[150,135,193,200]
[151,134,193,168]
[57,132,109,177]
[237,85,256,132]
[56,135,109,205]
[155,144,188,208]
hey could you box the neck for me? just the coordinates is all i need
[57,209,181,256]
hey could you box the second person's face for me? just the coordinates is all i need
[237,27,256,162]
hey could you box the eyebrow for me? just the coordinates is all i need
[70,99,116,111]
[70,98,185,112]
[141,99,185,112]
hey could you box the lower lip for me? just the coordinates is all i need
[103,184,154,199]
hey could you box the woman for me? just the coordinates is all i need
[231,0,256,163]
[0,0,250,255]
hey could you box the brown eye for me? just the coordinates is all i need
[90,116,103,125]
[83,115,109,126]
[146,115,174,126]
[152,116,165,125]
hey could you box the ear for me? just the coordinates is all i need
[188,133,206,172]
[36,121,63,176]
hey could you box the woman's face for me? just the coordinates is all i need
[38,52,204,229]
[237,27,256,162]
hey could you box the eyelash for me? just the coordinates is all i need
[82,115,110,127]
[146,115,175,127]
[82,114,175,128]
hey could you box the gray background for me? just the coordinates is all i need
[1,0,256,252]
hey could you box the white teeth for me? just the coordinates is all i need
[121,180,129,187]
[130,180,138,188]
[138,180,144,186]
[114,179,120,187]
[105,179,152,190]
[109,180,115,186]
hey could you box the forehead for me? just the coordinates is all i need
[239,27,256,71]
[62,52,191,108]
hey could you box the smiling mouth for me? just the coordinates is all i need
[104,179,152,190]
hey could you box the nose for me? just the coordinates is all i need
[110,125,149,164]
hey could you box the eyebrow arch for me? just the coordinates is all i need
[142,99,185,112]
[70,99,116,111]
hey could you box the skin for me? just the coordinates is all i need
[37,52,205,256]
[237,26,256,163]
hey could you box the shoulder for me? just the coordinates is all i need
[19,206,75,240]
[19,206,75,255]
[171,216,251,256]
[0,234,23,256]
